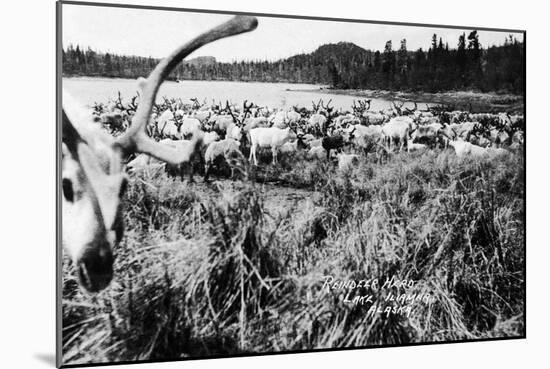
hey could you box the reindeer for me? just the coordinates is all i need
[223,100,253,141]
[319,99,334,119]
[391,100,417,117]
[204,138,246,182]
[156,109,181,139]
[248,124,299,165]
[391,101,405,116]
[188,97,212,124]
[352,99,371,118]
[308,99,333,135]
[190,97,203,110]
[352,99,388,125]
[61,15,258,292]
[402,101,418,116]
[307,113,327,136]
[311,99,323,114]
[159,138,204,182]
[321,131,348,160]
[381,116,416,152]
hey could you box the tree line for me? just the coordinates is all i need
[62,31,524,94]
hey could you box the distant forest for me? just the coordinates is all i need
[62,31,524,94]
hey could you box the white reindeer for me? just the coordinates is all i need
[248,126,297,165]
[270,110,289,128]
[61,16,258,292]
[243,116,269,131]
[307,146,327,160]
[179,117,201,138]
[204,138,245,181]
[190,109,212,124]
[286,110,301,126]
[448,140,506,158]
[202,131,220,147]
[308,113,327,134]
[381,116,416,152]
[157,110,180,139]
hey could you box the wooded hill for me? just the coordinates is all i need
[62,31,524,94]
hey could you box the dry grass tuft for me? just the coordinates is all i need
[62,148,524,365]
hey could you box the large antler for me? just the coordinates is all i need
[352,100,358,113]
[404,101,417,114]
[392,101,405,115]
[363,99,371,111]
[321,99,333,110]
[312,100,321,112]
[115,91,124,111]
[115,16,258,165]
[128,95,138,112]
[241,100,253,122]
[243,100,253,111]
[392,101,405,109]
[225,100,240,126]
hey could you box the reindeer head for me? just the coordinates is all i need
[62,94,127,292]
[311,99,322,113]
[242,100,254,121]
[391,101,406,116]
[61,15,258,293]
[348,126,357,141]
[363,99,371,112]
[320,99,334,117]
[403,101,417,116]
[351,100,362,116]
[224,100,253,130]
[190,97,201,110]
[287,122,301,141]
[352,99,371,118]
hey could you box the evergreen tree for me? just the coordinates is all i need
[61,32,524,94]
[397,39,409,87]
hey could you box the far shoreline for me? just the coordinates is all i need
[289,87,524,113]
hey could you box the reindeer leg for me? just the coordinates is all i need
[272,147,277,164]
[250,145,257,166]
[204,163,210,182]
[253,146,258,166]
[188,163,194,183]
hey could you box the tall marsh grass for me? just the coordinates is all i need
[62,148,524,365]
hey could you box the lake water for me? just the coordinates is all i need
[63,77,406,112]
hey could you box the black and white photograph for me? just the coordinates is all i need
[58,1,525,367]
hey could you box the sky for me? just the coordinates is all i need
[62,4,524,63]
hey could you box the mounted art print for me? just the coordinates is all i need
[57,1,526,367]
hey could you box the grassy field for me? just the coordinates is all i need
[61,146,525,365]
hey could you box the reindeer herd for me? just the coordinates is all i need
[91,88,525,183]
[61,15,525,294]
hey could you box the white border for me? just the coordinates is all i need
[3,0,546,368]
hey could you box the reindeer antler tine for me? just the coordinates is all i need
[115,15,258,165]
